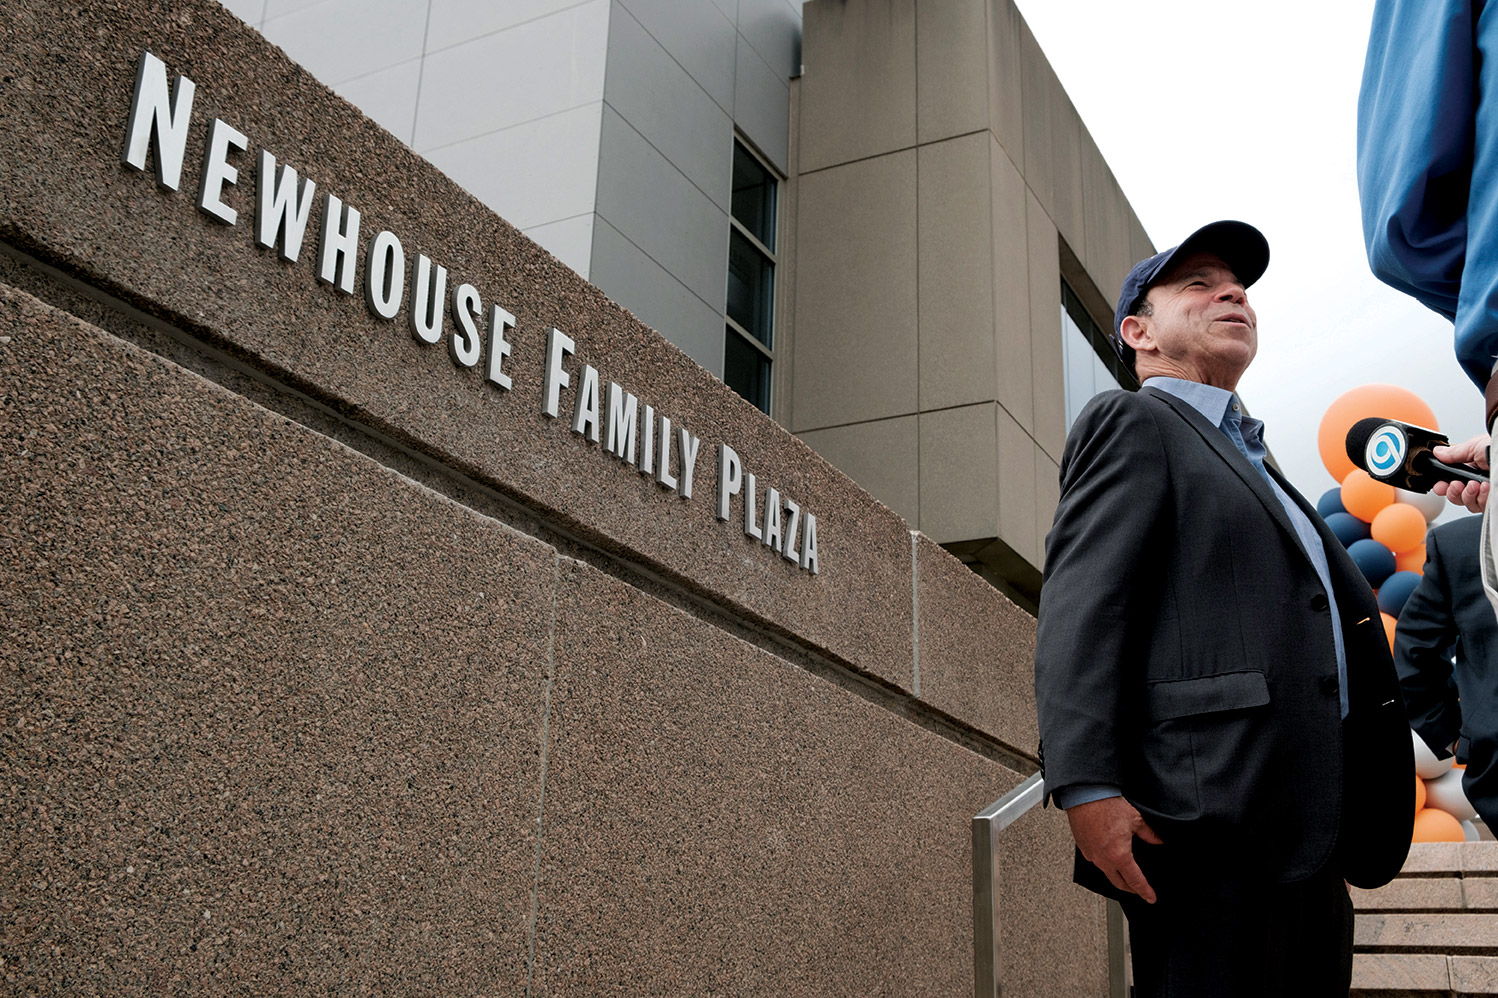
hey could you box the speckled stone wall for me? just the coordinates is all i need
[0,2,1106,994]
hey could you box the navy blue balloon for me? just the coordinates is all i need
[1377,571,1423,618]
[1325,512,1372,548]
[1348,539,1397,587]
[1317,488,1347,519]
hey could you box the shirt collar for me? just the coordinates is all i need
[1143,376,1236,427]
[1145,376,1270,454]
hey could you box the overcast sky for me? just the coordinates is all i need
[1011,0,1482,519]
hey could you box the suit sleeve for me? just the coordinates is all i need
[1034,392,1169,802]
[1393,530,1462,757]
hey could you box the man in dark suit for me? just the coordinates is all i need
[1395,515,1498,827]
[1034,221,1413,996]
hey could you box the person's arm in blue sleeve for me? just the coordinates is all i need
[1358,0,1473,322]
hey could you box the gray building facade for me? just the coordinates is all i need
[234,0,1150,610]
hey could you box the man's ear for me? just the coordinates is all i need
[1119,313,1151,353]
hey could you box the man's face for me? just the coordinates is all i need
[1132,251,1258,386]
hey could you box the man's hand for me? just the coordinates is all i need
[1066,796,1163,903]
[1431,433,1491,513]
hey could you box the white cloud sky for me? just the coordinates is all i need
[1011,0,1483,520]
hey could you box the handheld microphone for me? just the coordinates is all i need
[1344,417,1488,494]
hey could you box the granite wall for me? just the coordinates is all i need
[0,2,1107,993]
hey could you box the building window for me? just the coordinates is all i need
[1060,279,1137,429]
[725,140,778,413]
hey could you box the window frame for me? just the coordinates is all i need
[724,136,781,413]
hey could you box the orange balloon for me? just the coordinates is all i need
[1412,806,1465,842]
[1319,385,1439,483]
[1396,544,1428,574]
[1342,469,1396,523]
[1416,774,1428,815]
[1372,503,1428,553]
[1381,612,1398,651]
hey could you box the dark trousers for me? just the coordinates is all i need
[1118,863,1354,997]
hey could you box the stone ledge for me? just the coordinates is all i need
[1355,913,1498,951]
[1351,953,1450,992]
[1353,879,1466,912]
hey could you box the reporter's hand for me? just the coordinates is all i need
[1431,433,1491,513]
[1066,796,1163,904]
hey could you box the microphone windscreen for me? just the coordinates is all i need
[1344,417,1387,469]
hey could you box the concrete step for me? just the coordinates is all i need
[1352,843,1498,996]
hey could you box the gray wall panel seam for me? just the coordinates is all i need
[591,213,722,317]
[616,0,738,117]
[418,0,601,60]
[796,130,989,180]
[910,530,920,697]
[600,99,730,218]
[591,5,614,276]
[318,53,421,92]
[416,101,606,157]
[408,0,434,148]
[912,2,921,529]
[524,552,562,998]
[260,0,338,28]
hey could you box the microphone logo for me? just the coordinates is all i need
[1365,424,1407,478]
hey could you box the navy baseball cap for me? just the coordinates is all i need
[1110,220,1270,368]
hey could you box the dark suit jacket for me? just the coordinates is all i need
[1034,387,1412,894]
[1394,514,1498,827]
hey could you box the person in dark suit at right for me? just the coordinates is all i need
[1395,514,1498,827]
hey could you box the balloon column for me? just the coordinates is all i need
[1315,385,1478,842]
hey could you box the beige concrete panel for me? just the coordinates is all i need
[1047,91,1086,264]
[1034,447,1060,571]
[916,0,988,145]
[1017,21,1084,261]
[1018,21,1054,212]
[799,0,916,173]
[531,558,1028,995]
[992,135,1033,430]
[1,0,918,678]
[919,403,999,543]
[997,405,1039,570]
[792,152,919,430]
[1081,134,1134,310]
[798,415,920,525]
[918,133,996,410]
[987,0,1026,167]
[1027,192,1067,461]
[1129,210,1155,272]
[915,533,1037,755]
[1,284,558,993]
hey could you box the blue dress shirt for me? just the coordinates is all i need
[1052,378,1349,810]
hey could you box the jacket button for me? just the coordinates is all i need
[1319,675,1340,696]
[1309,592,1329,611]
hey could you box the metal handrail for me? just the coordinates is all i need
[971,772,1127,998]
[971,772,1045,998]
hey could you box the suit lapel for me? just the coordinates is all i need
[1142,386,1315,567]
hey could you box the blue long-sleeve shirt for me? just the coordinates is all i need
[1359,0,1498,389]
